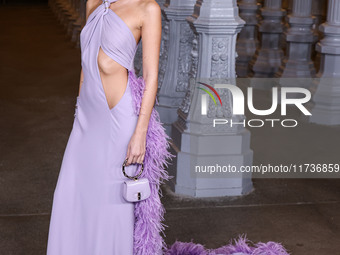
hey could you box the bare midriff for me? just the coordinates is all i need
[97,48,129,110]
[96,3,140,111]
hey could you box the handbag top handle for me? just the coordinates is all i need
[122,158,144,180]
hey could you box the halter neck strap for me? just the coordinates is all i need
[103,0,119,13]
[103,0,118,5]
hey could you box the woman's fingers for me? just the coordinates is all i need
[137,154,145,164]
[125,147,145,166]
[132,155,139,165]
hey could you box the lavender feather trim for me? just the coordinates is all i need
[128,69,174,255]
[252,241,290,255]
[165,235,290,255]
[165,239,208,255]
[211,235,254,254]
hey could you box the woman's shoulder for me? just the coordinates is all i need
[143,0,161,11]
[138,0,162,19]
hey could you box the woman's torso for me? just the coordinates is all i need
[92,0,142,109]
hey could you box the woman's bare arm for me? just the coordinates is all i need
[125,1,162,165]
[136,2,161,135]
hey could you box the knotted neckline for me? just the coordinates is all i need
[103,0,118,9]
[103,0,120,15]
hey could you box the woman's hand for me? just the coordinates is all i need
[125,131,146,166]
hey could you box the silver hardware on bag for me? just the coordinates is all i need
[122,158,151,202]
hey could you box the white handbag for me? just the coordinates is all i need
[122,158,151,202]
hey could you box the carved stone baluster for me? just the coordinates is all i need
[312,0,328,72]
[155,0,197,135]
[281,0,292,55]
[236,0,261,77]
[249,0,286,81]
[308,0,340,125]
[276,0,317,79]
[169,0,253,197]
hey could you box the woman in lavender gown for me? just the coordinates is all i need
[46,0,172,254]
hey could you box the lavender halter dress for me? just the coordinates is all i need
[46,0,173,254]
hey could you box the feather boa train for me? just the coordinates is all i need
[165,236,290,255]
[128,69,174,255]
[128,70,289,255]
